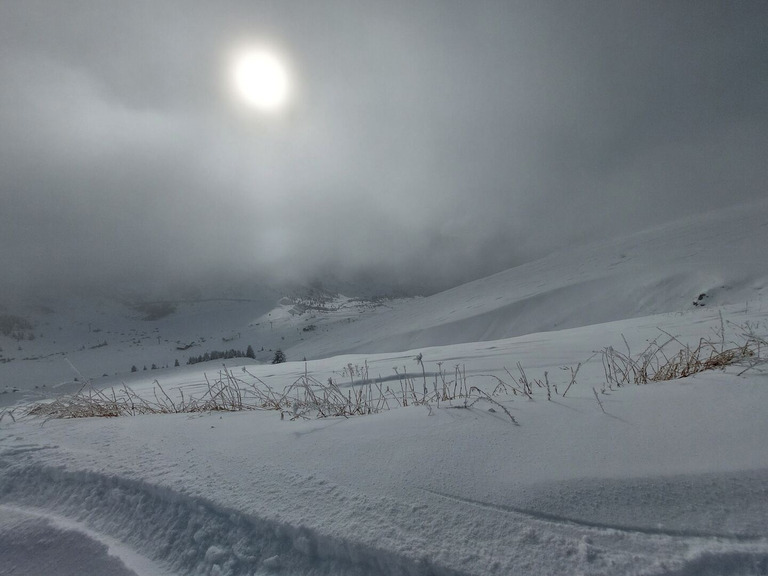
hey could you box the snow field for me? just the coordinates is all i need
[2,200,768,575]
[2,302,768,575]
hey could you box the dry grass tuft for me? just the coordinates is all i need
[600,317,765,389]
[9,359,518,424]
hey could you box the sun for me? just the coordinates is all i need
[231,49,291,112]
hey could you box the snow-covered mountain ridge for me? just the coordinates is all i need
[2,199,766,401]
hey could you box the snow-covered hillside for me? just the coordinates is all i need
[1,200,768,575]
[0,288,411,404]
[288,198,768,359]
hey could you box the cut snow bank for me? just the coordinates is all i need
[0,465,468,576]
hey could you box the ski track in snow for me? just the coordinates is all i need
[0,502,171,576]
[422,488,765,542]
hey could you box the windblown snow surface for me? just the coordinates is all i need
[2,200,768,575]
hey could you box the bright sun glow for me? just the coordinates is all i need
[232,49,291,112]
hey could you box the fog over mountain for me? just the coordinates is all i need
[2,1,766,300]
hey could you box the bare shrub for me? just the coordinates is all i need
[600,321,765,388]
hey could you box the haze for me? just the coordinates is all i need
[1,1,766,300]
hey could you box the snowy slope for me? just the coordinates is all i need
[0,288,411,403]
[288,198,768,359]
[1,200,768,575]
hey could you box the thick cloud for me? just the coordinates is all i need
[2,1,766,299]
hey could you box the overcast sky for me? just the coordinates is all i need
[1,1,766,299]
